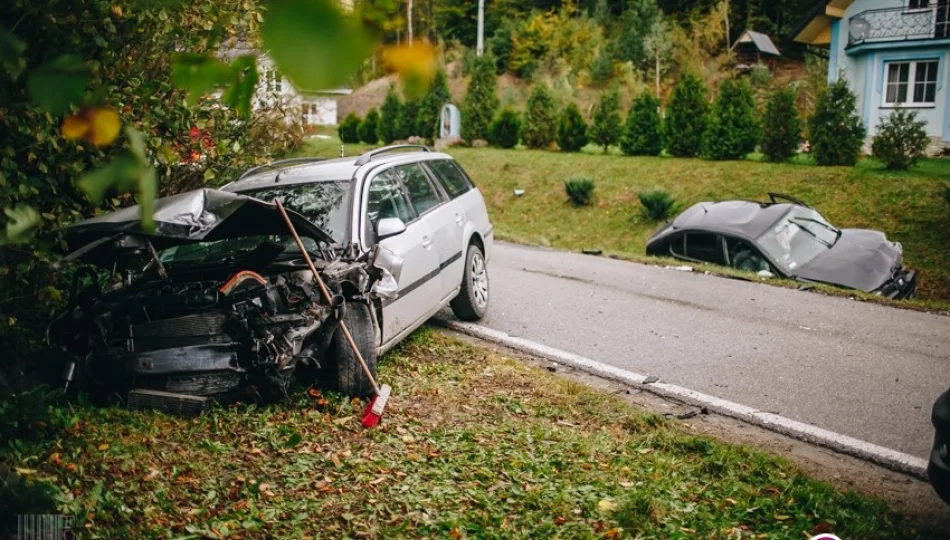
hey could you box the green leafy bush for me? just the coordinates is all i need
[665,73,708,157]
[871,109,930,170]
[703,79,758,160]
[565,178,596,206]
[378,85,403,144]
[638,189,676,220]
[488,108,522,149]
[359,109,380,144]
[462,54,499,141]
[557,103,589,152]
[589,89,622,153]
[521,83,559,149]
[489,20,515,75]
[417,69,451,140]
[760,88,801,163]
[338,113,362,144]
[808,79,866,166]
[621,92,663,156]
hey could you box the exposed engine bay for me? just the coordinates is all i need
[47,189,395,406]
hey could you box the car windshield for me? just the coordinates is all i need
[757,206,839,273]
[159,181,351,265]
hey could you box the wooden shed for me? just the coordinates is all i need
[731,30,781,70]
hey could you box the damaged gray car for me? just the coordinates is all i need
[48,146,494,411]
[646,193,917,299]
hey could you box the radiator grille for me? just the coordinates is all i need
[132,312,230,351]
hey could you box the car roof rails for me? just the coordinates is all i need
[353,144,430,167]
[236,157,327,182]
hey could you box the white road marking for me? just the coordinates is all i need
[436,319,930,480]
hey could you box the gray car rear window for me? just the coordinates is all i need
[427,159,473,199]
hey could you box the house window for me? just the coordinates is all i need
[907,0,930,10]
[884,60,938,105]
[265,69,282,93]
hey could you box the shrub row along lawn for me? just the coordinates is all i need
[4,330,943,538]
[303,138,950,306]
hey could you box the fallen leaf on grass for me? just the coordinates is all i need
[597,499,618,513]
[330,454,342,467]
[98,443,110,451]
[144,468,161,481]
[554,517,567,526]
[448,527,462,539]
[605,528,623,538]
[14,467,36,476]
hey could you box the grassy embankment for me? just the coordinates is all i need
[4,330,942,538]
[299,136,950,309]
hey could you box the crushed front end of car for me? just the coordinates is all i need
[48,189,389,412]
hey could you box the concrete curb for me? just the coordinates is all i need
[436,319,930,480]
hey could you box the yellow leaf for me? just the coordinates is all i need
[61,114,90,140]
[98,443,109,451]
[110,5,123,17]
[597,499,618,513]
[14,467,36,476]
[381,41,437,97]
[90,108,121,147]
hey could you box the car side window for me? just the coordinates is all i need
[725,237,771,273]
[682,233,725,264]
[393,163,442,216]
[367,170,413,229]
[427,159,473,199]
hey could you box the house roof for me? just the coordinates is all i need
[732,30,781,56]
[790,0,856,46]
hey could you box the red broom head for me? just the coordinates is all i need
[360,384,391,429]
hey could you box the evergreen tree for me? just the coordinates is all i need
[378,85,403,144]
[338,113,362,144]
[760,88,801,163]
[703,79,759,160]
[399,98,420,139]
[416,69,451,140]
[615,0,658,68]
[808,79,866,166]
[665,73,708,157]
[590,48,614,87]
[462,54,499,141]
[520,83,559,149]
[557,103,589,152]
[358,109,380,144]
[588,89,622,153]
[488,108,522,149]
[621,92,663,156]
[489,20,516,75]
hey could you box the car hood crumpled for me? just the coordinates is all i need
[61,188,334,266]
[791,229,902,292]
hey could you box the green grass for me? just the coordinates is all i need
[2,329,942,538]
[298,137,950,308]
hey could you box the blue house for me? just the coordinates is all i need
[793,0,950,151]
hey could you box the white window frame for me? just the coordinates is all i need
[882,59,939,107]
[264,69,282,94]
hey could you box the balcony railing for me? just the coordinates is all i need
[848,4,950,46]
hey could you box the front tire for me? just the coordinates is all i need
[451,243,489,321]
[327,301,377,397]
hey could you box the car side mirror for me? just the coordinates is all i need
[376,217,407,240]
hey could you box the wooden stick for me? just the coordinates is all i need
[274,199,380,395]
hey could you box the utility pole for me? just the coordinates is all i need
[408,0,413,42]
[476,0,485,56]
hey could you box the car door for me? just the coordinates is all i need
[424,159,482,280]
[392,162,463,301]
[669,232,726,265]
[366,168,441,343]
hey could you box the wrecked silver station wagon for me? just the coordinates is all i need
[49,188,394,409]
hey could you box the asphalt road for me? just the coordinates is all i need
[465,242,950,459]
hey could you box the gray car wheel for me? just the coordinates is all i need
[450,243,489,321]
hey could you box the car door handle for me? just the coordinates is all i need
[454,213,463,225]
[422,236,432,249]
